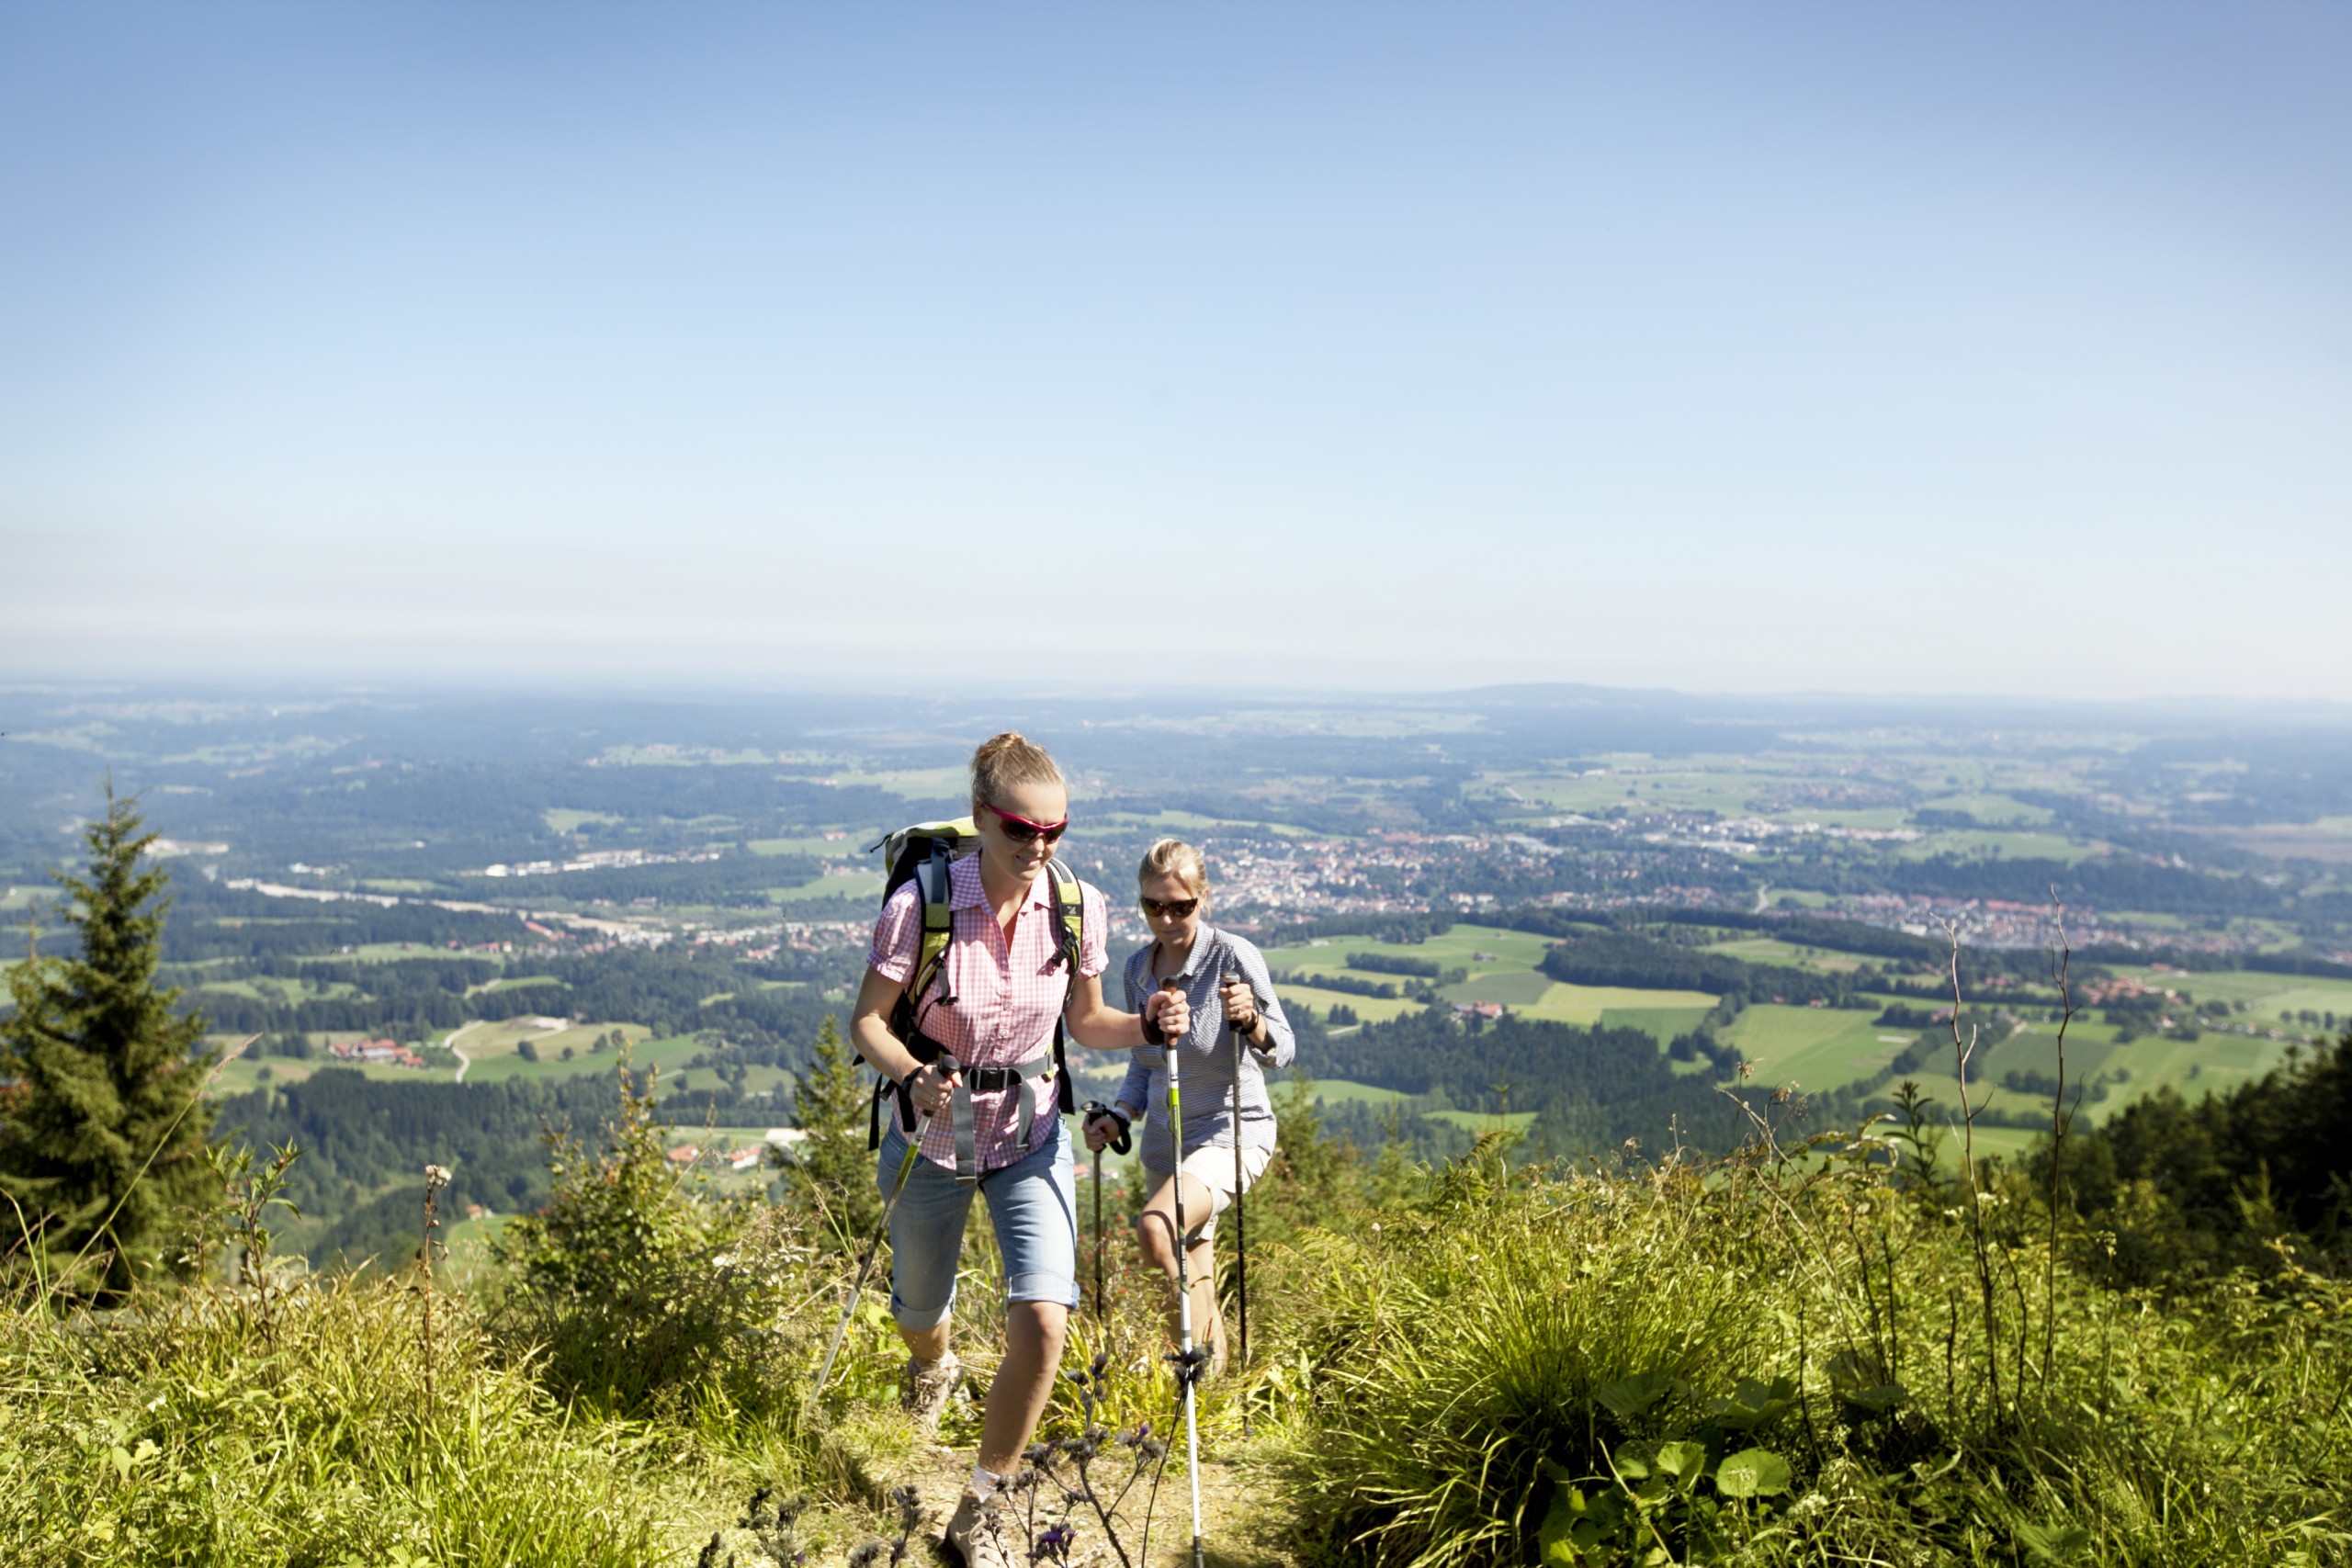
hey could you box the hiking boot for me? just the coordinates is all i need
[939,1488,1016,1568]
[900,1351,964,1436]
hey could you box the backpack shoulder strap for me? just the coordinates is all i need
[1045,857,1085,1112]
[909,846,956,1010]
[1044,856,1085,975]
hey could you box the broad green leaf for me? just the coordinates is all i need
[1707,1375,1797,1431]
[1537,1485,1582,1567]
[1654,1440,1710,1489]
[1596,1371,1672,1421]
[2018,1522,2092,1562]
[1713,1448,1792,1499]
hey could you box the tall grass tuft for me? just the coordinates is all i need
[0,1270,672,1566]
[1260,1131,2352,1567]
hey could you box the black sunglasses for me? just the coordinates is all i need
[1140,897,1200,919]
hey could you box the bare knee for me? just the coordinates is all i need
[1134,1211,1180,1271]
[1008,1300,1068,1359]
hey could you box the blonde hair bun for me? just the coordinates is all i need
[971,732,1065,808]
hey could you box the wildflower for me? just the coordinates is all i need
[424,1164,453,1191]
[1032,1522,1076,1562]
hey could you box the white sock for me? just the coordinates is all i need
[968,1463,1003,1502]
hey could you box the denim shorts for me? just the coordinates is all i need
[878,1114,1080,1331]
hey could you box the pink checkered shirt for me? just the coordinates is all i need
[867,854,1110,1176]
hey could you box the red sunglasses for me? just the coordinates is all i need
[981,801,1069,845]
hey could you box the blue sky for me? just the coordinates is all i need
[3,3,2346,699]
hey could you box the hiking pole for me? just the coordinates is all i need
[1224,964,1251,1403]
[807,1101,932,1414]
[1082,1100,1131,1323]
[1160,977,1209,1568]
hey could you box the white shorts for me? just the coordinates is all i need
[1145,1143,1273,1245]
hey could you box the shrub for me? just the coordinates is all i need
[493,1055,820,1417]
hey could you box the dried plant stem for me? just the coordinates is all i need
[421,1164,451,1406]
[2042,890,2077,1390]
[1942,921,2004,1423]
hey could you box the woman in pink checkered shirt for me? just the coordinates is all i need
[850,732,1190,1567]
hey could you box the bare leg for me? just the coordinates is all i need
[1136,1171,1221,1352]
[978,1301,1068,1476]
[898,1319,952,1364]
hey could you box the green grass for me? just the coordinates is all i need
[746,832,875,857]
[1277,983,1425,1023]
[1261,1137,2352,1568]
[768,871,883,906]
[2108,964,2352,1025]
[1699,936,1868,973]
[1438,970,1554,1005]
[1521,982,1719,1026]
[451,1021,660,1084]
[1598,1005,1716,1043]
[1915,791,2055,825]
[1266,925,1719,1032]
[1424,1108,1538,1135]
[1727,1006,1908,1095]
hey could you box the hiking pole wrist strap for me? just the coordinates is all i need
[1084,1100,1132,1155]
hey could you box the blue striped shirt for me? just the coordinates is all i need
[1116,926,1295,1169]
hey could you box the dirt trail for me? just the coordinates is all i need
[891,1443,1293,1568]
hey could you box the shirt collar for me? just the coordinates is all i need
[947,852,1055,912]
[1164,925,1218,980]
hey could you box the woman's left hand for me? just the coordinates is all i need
[1220,978,1259,1035]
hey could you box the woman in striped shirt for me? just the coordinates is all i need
[1084,837,1295,1372]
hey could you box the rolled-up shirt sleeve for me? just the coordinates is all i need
[1233,940,1295,1070]
[866,882,922,985]
[1114,946,1153,1112]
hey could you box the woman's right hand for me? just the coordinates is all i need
[904,1059,960,1118]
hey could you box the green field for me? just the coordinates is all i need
[769,870,884,905]
[1521,982,1719,1025]
[1700,936,1867,974]
[450,1017,644,1083]
[1915,792,2055,826]
[1263,923,1719,1036]
[1426,1108,1538,1135]
[747,832,875,857]
[1726,1006,1910,1095]
[1277,982,1425,1023]
[198,975,364,1004]
[2108,964,2352,1027]
[542,808,623,834]
[1895,829,2103,863]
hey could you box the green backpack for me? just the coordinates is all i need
[864,818,1086,1163]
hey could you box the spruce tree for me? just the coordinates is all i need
[781,1015,881,1248]
[0,784,218,1296]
